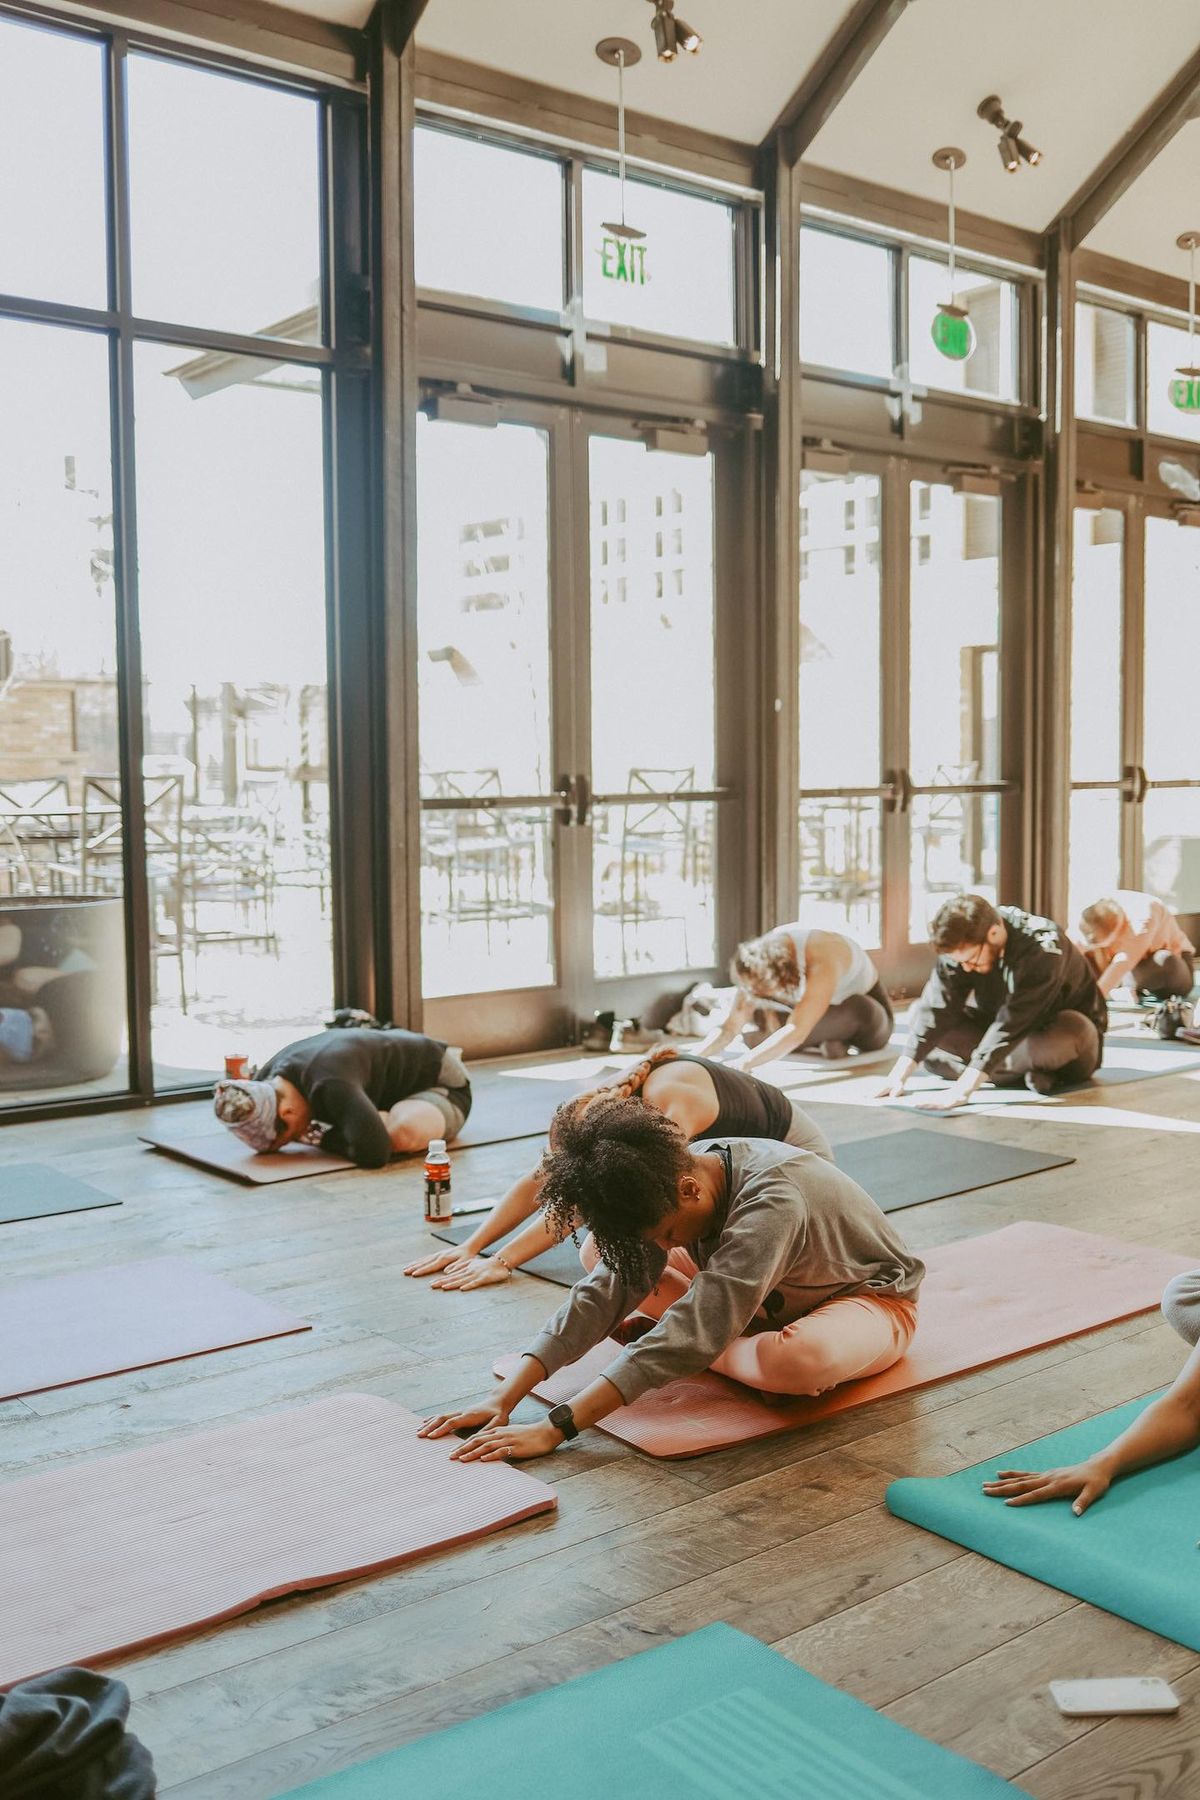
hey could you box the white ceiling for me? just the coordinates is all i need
[277,0,373,28]
[803,0,1200,234]
[415,0,859,144]
[1084,118,1200,281]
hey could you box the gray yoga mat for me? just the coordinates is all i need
[0,1165,121,1226]
[455,1066,622,1149]
[430,1127,1075,1285]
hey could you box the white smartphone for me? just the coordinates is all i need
[1049,1677,1180,1717]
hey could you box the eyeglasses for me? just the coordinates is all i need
[955,942,993,971]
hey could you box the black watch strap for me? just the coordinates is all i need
[547,1402,579,1442]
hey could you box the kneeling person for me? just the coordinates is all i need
[418,1098,924,1462]
[214,1027,470,1168]
[879,895,1107,1111]
[1076,890,1195,1002]
[403,1046,833,1291]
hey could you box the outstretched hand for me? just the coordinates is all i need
[448,1421,563,1462]
[418,1396,510,1440]
[432,1255,512,1290]
[402,1247,461,1279]
[982,1460,1113,1515]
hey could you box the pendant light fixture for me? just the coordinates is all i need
[596,38,646,243]
[1171,231,1200,413]
[930,147,976,362]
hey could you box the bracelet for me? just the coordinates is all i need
[493,1253,511,1271]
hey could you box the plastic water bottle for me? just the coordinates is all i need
[424,1138,452,1223]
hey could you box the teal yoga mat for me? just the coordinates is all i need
[431,1219,584,1286]
[887,1393,1200,1652]
[283,1623,1027,1798]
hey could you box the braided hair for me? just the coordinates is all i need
[540,1094,690,1289]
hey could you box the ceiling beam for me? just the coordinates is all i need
[765,0,910,168]
[374,0,431,58]
[1055,40,1200,249]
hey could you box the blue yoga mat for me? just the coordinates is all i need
[284,1623,1027,1798]
[888,1393,1200,1652]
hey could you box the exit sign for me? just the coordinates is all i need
[601,236,648,286]
[1169,373,1200,414]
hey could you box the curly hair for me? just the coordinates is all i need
[729,930,801,1001]
[539,1094,690,1288]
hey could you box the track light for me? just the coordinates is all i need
[977,94,1041,172]
[646,0,701,63]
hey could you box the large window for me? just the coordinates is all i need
[1076,303,1136,426]
[0,13,346,1106]
[0,16,107,308]
[799,227,893,378]
[907,257,1018,402]
[414,126,564,313]
[582,171,735,345]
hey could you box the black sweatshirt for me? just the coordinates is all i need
[903,906,1108,1078]
[258,1028,462,1167]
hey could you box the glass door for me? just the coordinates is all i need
[899,477,1008,971]
[1066,508,1200,935]
[583,431,728,1010]
[795,463,1015,989]
[416,409,577,1052]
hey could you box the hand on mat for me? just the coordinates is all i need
[431,1255,512,1291]
[449,1421,563,1463]
[913,1089,969,1113]
[403,1247,461,1279]
[873,1076,908,1102]
[418,1396,510,1441]
[982,1460,1113,1515]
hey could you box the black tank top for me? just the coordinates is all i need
[672,1054,793,1142]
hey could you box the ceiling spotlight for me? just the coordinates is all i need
[647,0,701,63]
[978,94,1042,172]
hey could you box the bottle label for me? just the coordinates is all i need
[424,1175,452,1222]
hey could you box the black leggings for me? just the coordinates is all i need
[1131,949,1194,999]
[747,978,894,1054]
[924,1009,1102,1089]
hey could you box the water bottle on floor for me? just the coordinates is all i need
[424,1139,452,1224]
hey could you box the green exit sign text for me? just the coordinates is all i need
[601,237,648,285]
[1169,374,1200,414]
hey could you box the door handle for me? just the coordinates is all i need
[882,769,914,814]
[574,772,592,828]
[1121,764,1149,805]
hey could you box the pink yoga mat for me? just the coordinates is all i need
[0,1394,555,1688]
[0,1256,311,1400]
[497,1222,1194,1458]
[140,1122,356,1183]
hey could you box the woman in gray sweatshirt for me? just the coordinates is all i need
[418,1096,924,1464]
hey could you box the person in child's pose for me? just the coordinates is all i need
[1075,890,1196,1002]
[693,923,893,1067]
[402,1045,834,1291]
[417,1096,923,1462]
[214,1027,470,1168]
[983,1271,1200,1514]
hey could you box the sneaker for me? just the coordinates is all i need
[819,1039,849,1061]
[580,1011,616,1053]
[1024,1068,1058,1096]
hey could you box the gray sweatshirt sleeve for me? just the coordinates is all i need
[522,1247,668,1380]
[599,1194,808,1405]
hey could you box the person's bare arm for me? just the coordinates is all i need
[403,1169,544,1279]
[983,1340,1200,1514]
[693,987,754,1058]
[737,932,847,1070]
[430,1210,568,1289]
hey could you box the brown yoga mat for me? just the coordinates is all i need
[139,1120,356,1183]
[496,1222,1194,1458]
[0,1256,311,1400]
[0,1393,556,1688]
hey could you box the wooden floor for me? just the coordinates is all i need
[5,1048,1200,1797]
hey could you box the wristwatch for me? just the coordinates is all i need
[546,1402,579,1442]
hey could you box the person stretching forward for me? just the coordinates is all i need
[983,1270,1200,1514]
[418,1097,924,1463]
[878,894,1107,1111]
[402,1046,833,1291]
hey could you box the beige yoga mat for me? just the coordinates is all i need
[140,1120,356,1183]
[0,1394,556,1688]
[497,1222,1194,1458]
[0,1256,311,1400]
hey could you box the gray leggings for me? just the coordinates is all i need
[924,1009,1102,1089]
[1162,1270,1200,1346]
[748,979,894,1054]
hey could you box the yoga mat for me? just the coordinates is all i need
[497,1223,1194,1458]
[0,1394,555,1688]
[431,1220,585,1287]
[887,1393,1200,1653]
[140,1121,356,1183]
[455,1063,621,1148]
[836,1130,1072,1213]
[0,1164,121,1226]
[282,1622,1027,1799]
[0,1256,310,1399]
